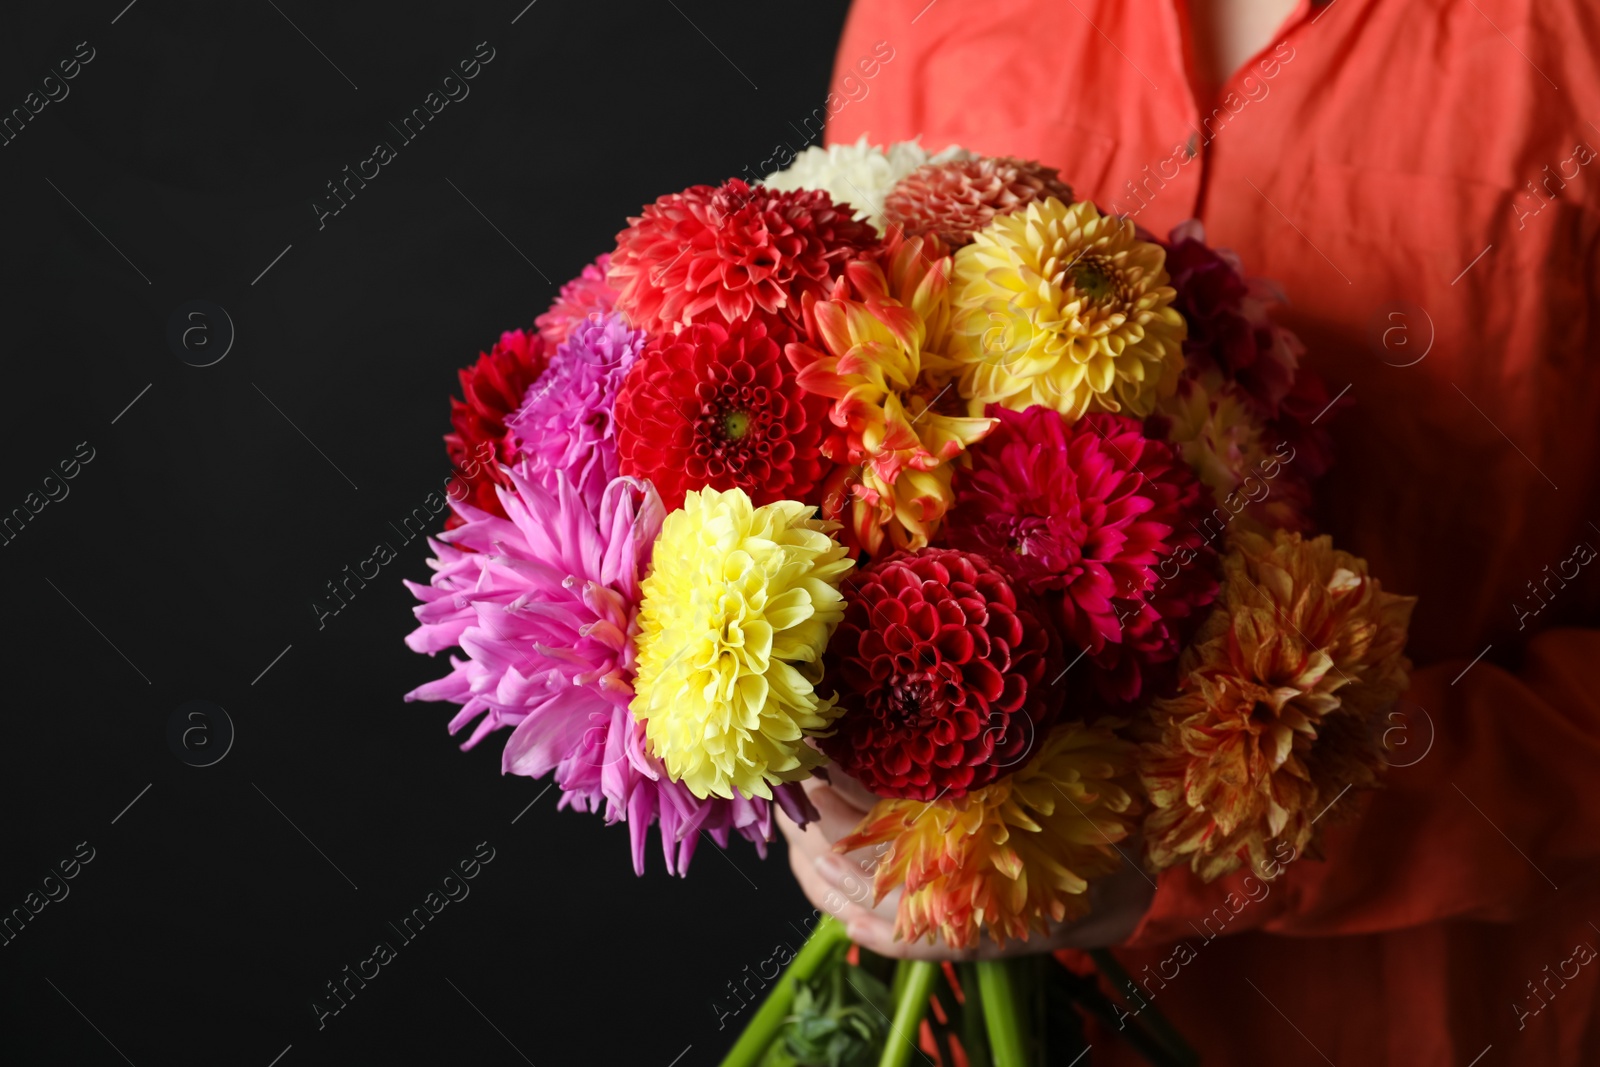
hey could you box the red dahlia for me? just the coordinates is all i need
[607,179,879,334]
[941,406,1219,706]
[818,548,1061,801]
[443,328,547,527]
[614,316,831,510]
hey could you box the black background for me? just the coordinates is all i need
[0,2,851,1064]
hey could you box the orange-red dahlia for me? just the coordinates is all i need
[786,232,996,555]
[1139,529,1415,881]
[941,406,1219,706]
[818,548,1060,800]
[443,328,547,527]
[837,721,1139,949]
[883,156,1074,248]
[607,179,878,335]
[613,316,831,511]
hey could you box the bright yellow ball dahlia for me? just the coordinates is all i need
[1139,529,1415,882]
[630,487,853,801]
[837,722,1139,949]
[788,233,996,555]
[949,198,1186,421]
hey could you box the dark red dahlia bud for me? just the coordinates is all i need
[819,548,1062,800]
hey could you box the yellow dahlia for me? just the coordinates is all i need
[948,198,1186,421]
[1139,529,1415,882]
[631,487,853,801]
[837,722,1139,949]
[788,232,996,555]
[1155,369,1313,536]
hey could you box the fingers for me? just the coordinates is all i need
[791,782,876,842]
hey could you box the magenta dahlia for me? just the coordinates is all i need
[505,311,647,510]
[941,405,1219,706]
[613,315,831,511]
[443,328,548,528]
[607,179,879,334]
[818,548,1060,801]
[535,253,619,348]
[404,470,814,876]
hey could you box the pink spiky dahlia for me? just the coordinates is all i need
[535,253,619,348]
[608,179,879,334]
[941,405,1219,706]
[403,469,813,875]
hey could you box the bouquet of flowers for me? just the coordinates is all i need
[403,137,1415,1066]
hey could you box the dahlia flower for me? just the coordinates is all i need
[1162,221,1303,418]
[443,328,547,526]
[608,179,878,334]
[941,406,1219,706]
[787,232,996,555]
[763,135,969,234]
[614,316,831,511]
[505,312,647,509]
[838,721,1139,949]
[1150,370,1314,536]
[818,548,1060,800]
[404,470,813,876]
[631,487,854,801]
[883,156,1074,248]
[1139,529,1415,881]
[949,198,1186,422]
[535,253,618,348]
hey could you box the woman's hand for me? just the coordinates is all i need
[778,772,1158,961]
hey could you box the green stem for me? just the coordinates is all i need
[956,963,993,1067]
[878,960,940,1067]
[974,959,1030,1067]
[1089,948,1198,1067]
[718,915,850,1067]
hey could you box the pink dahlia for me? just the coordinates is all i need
[535,253,619,348]
[404,469,814,876]
[443,328,548,528]
[941,405,1219,706]
[882,156,1074,247]
[607,179,879,334]
[505,311,647,510]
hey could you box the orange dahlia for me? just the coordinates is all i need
[837,722,1139,949]
[1139,529,1415,882]
[786,231,996,555]
[883,156,1074,248]
[607,179,878,335]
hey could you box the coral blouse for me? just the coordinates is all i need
[827,0,1600,1062]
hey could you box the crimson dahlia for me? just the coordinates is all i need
[442,328,547,527]
[819,548,1060,801]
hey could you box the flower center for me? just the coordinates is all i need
[724,410,751,440]
[888,679,935,725]
[1060,252,1130,309]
